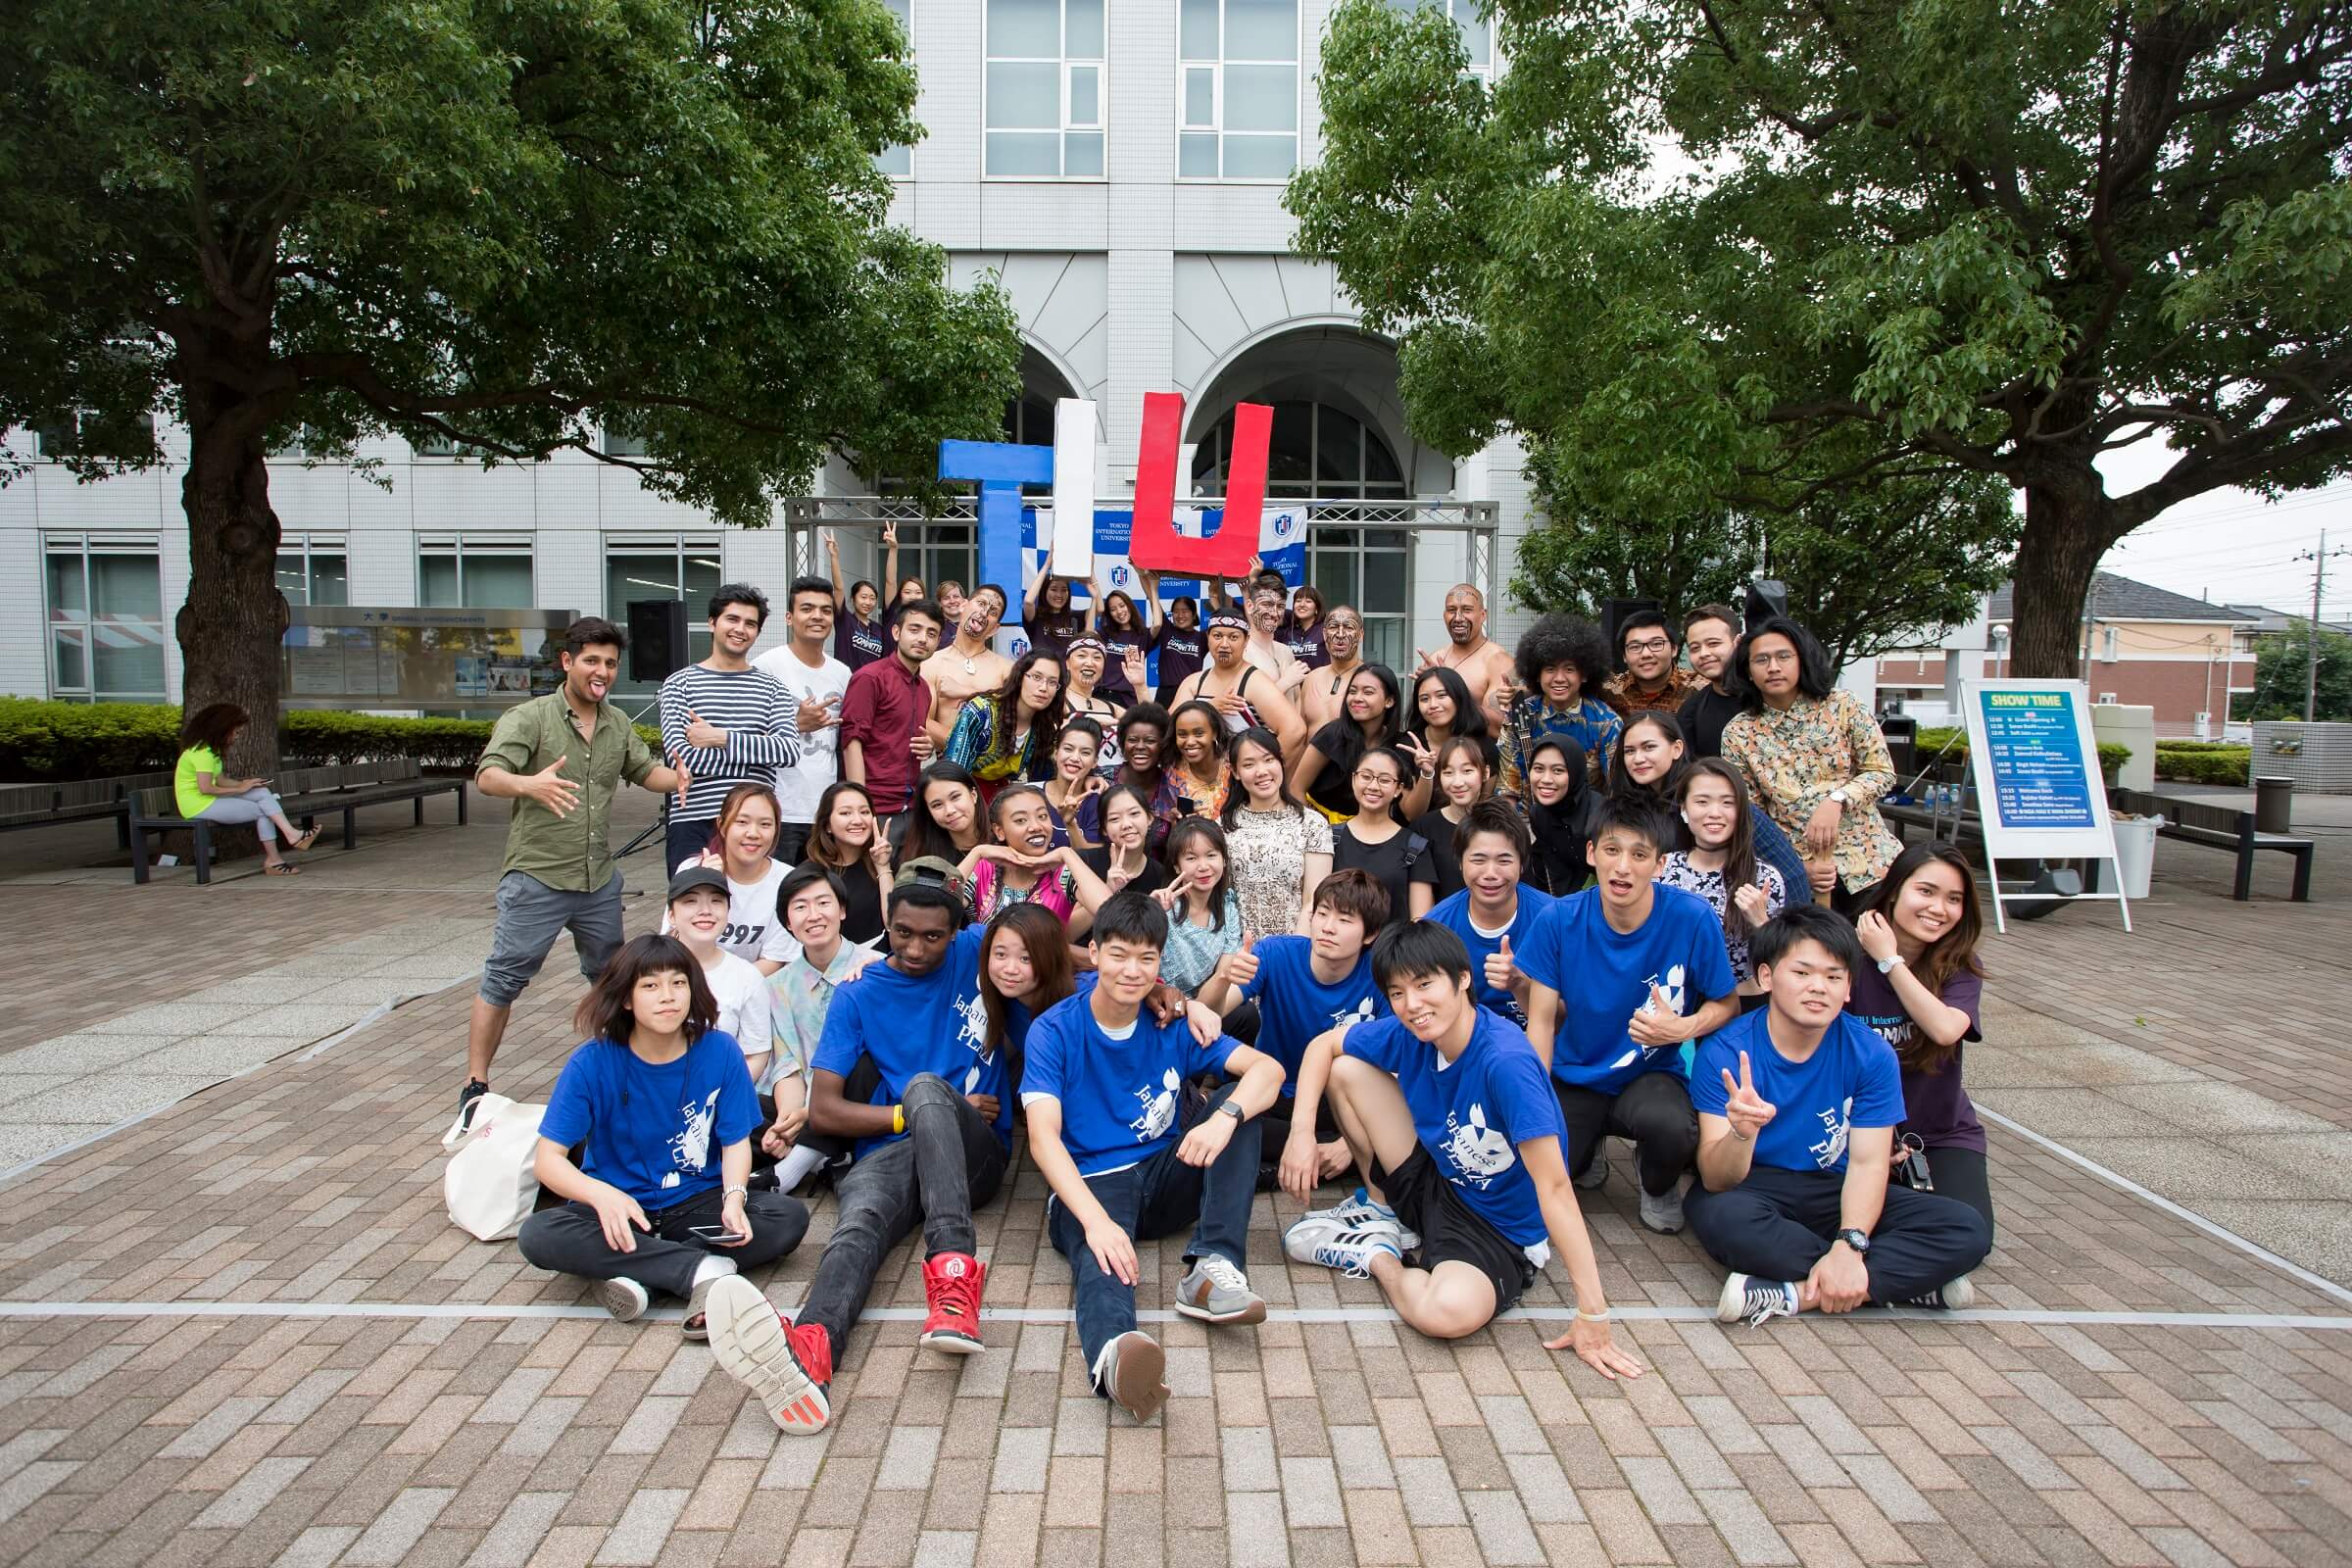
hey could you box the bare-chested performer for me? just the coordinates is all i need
[1418,584,1517,727]
[922,585,1012,749]
[1299,605,1366,732]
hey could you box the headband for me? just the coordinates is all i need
[1065,635,1105,657]
[1205,611,1250,633]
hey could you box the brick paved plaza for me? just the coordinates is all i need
[2,791,2349,1567]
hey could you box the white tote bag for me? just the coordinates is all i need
[442,1095,547,1242]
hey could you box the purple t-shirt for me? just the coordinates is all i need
[834,612,888,671]
[1842,965,1984,1152]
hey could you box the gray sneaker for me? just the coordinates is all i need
[1574,1158,1608,1192]
[1638,1183,1685,1235]
[589,1276,649,1323]
[1174,1254,1267,1326]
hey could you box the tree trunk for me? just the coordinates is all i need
[174,377,287,775]
[2007,475,2119,680]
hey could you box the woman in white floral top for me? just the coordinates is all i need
[1219,727,1333,936]
[1655,760,1788,1003]
[1719,616,1901,911]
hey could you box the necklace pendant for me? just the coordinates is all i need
[962,658,976,674]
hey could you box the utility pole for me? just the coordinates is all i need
[2294,532,2352,721]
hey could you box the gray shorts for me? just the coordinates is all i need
[479,870,625,1007]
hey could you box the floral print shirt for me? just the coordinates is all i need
[1721,690,1903,892]
[1656,854,1788,985]
[1224,804,1334,936]
[1499,694,1622,798]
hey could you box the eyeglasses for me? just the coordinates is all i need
[1624,637,1673,656]
[1751,650,1800,666]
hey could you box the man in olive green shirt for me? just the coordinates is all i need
[461,616,690,1125]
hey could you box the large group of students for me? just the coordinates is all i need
[465,549,1994,1435]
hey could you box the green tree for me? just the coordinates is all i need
[2234,620,2352,721]
[1292,1,2352,679]
[0,0,1020,765]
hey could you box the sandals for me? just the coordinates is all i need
[263,862,302,876]
[683,1270,731,1341]
[290,827,322,852]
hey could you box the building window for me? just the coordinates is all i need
[32,410,157,461]
[1179,0,1298,180]
[44,536,168,702]
[1307,527,1411,671]
[985,0,1104,177]
[419,536,534,609]
[1191,400,1405,501]
[896,524,981,604]
[1384,0,1493,75]
[605,540,724,696]
[878,0,914,176]
[275,535,350,608]
[2100,626,2119,662]
[601,421,651,459]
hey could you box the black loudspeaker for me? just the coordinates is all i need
[1744,578,1789,628]
[1601,597,1661,660]
[628,599,691,683]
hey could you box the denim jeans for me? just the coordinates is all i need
[200,786,285,841]
[1046,1082,1260,1378]
[1685,1164,1990,1301]
[516,1185,809,1299]
[797,1073,1008,1363]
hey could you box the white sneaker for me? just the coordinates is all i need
[1902,1273,1975,1311]
[1715,1273,1800,1328]
[1288,1224,1403,1279]
[589,1277,649,1323]
[1290,1186,1419,1251]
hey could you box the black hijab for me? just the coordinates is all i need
[1521,736,1592,897]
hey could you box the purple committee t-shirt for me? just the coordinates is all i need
[1842,965,1984,1152]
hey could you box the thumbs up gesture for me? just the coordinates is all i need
[1483,933,1522,998]
[1213,931,1260,990]
[1628,983,1681,1048]
[528,755,580,817]
[685,709,726,751]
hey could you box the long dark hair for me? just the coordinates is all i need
[1161,815,1235,931]
[179,702,246,756]
[1676,760,1764,941]
[574,934,715,1047]
[1409,665,1493,752]
[995,650,1068,729]
[1324,662,1404,771]
[808,780,877,869]
[1097,588,1145,634]
[1168,699,1229,774]
[1608,710,1690,802]
[1220,727,1302,827]
[1520,736,1592,896]
[899,761,986,867]
[1859,843,1986,1072]
[1728,615,1836,709]
[1434,733,1495,808]
[979,904,1078,1069]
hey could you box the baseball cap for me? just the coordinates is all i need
[666,864,730,903]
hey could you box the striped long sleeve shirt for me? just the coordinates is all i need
[658,664,804,825]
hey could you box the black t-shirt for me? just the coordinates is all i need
[1678,684,1744,760]
[834,613,888,671]
[1408,808,1467,903]
[1332,822,1437,932]
[1306,718,1368,818]
[826,858,885,946]
[1028,608,1087,662]
[1154,623,1205,695]
[1080,844,1172,900]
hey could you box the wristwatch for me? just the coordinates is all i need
[1836,1227,1871,1255]
[1877,954,1906,974]
[1829,788,1850,806]
[1216,1101,1246,1122]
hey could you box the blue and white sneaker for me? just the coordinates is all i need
[1715,1273,1800,1328]
[1287,1186,1420,1253]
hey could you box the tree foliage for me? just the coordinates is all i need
[1292,0,2352,678]
[0,0,1021,764]
[2235,620,2352,721]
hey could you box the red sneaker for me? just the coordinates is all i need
[919,1251,987,1354]
[706,1276,834,1434]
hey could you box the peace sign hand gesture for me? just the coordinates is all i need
[1719,1051,1777,1143]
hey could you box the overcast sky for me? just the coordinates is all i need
[2091,436,2352,619]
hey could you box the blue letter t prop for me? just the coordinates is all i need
[938,440,1055,628]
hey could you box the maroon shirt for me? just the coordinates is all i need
[1844,964,1985,1153]
[839,655,932,814]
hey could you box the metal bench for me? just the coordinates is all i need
[128,759,467,884]
[2109,787,2314,903]
[0,771,176,848]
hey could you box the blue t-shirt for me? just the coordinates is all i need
[1344,1012,1565,1249]
[1517,886,1738,1095]
[1239,935,1389,1098]
[1019,993,1242,1178]
[538,1031,760,1212]
[1428,887,1555,1027]
[1691,1008,1906,1175]
[812,927,1013,1157]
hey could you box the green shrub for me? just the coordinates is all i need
[0,698,661,782]
[2154,748,2250,786]
[2152,739,2243,754]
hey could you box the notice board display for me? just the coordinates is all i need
[1960,678,2128,931]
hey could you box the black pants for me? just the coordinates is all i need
[1552,1073,1696,1197]
[667,816,716,871]
[773,822,811,863]
[1911,1146,1995,1240]
[517,1185,809,1299]
[797,1074,1008,1364]
[1686,1165,1990,1301]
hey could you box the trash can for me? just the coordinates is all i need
[1879,715,1918,783]
[2111,815,2161,900]
[2254,775,2294,835]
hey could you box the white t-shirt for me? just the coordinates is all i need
[700,950,773,1064]
[662,856,801,967]
[754,645,853,824]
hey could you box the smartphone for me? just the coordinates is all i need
[688,1224,750,1244]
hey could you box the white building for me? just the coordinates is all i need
[3,0,1532,710]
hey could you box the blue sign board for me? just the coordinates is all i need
[1976,688,2096,829]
